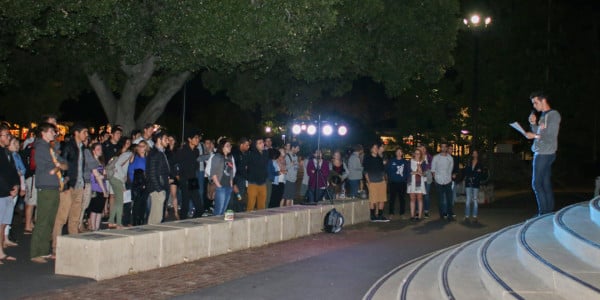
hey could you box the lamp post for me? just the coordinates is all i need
[463,13,491,146]
[291,116,348,204]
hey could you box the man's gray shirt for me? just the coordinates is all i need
[531,110,561,155]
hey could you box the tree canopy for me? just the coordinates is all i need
[1,0,460,134]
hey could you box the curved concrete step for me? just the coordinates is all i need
[517,215,600,299]
[400,245,461,300]
[478,223,563,300]
[590,197,600,227]
[439,235,493,300]
[553,204,600,268]
[364,253,434,300]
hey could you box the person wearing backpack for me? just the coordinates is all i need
[21,133,37,234]
[106,137,133,228]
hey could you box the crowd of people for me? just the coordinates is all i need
[0,114,490,266]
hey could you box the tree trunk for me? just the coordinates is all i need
[135,71,192,129]
[87,56,191,135]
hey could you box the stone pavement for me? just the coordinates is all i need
[0,190,592,300]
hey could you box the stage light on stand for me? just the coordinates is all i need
[338,126,348,136]
[307,124,317,135]
[292,124,302,135]
[322,124,333,136]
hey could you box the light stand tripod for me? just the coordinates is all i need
[313,115,334,205]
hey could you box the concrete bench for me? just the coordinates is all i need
[56,198,370,280]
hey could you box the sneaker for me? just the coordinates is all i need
[472,217,478,223]
[370,215,378,222]
[463,216,469,223]
[423,211,430,218]
[378,215,390,222]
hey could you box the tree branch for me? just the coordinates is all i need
[120,55,157,103]
[87,72,117,123]
[135,71,192,128]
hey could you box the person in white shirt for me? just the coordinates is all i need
[431,142,455,221]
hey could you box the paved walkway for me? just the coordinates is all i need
[0,190,592,299]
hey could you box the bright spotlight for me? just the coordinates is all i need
[338,126,348,136]
[485,17,492,25]
[322,125,333,136]
[307,124,317,135]
[470,14,480,25]
[265,126,272,133]
[301,124,307,131]
[292,124,302,135]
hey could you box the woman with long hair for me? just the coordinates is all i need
[463,150,484,223]
[210,138,234,216]
[329,150,348,199]
[88,143,108,231]
[165,135,180,220]
[106,137,132,228]
[407,148,428,221]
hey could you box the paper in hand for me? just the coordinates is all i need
[509,122,527,137]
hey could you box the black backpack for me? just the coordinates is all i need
[323,208,344,233]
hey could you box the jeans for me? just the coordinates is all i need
[423,182,432,211]
[347,179,360,198]
[214,186,232,216]
[465,187,479,217]
[436,183,454,217]
[532,153,556,215]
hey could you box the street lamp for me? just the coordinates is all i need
[463,13,491,146]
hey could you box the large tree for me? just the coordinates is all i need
[2,0,460,133]
[1,0,340,132]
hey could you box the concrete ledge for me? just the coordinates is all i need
[55,198,370,280]
[55,232,131,280]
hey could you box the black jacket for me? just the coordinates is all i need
[0,147,20,197]
[146,147,170,193]
[173,145,199,180]
[246,149,269,185]
[61,140,85,189]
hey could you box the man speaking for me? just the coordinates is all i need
[525,91,561,216]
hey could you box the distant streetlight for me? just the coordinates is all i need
[463,13,492,146]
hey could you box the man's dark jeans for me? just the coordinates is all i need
[436,182,454,217]
[532,153,556,215]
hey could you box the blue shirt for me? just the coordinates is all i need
[128,156,146,182]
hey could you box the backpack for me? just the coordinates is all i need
[323,208,344,233]
[105,156,119,179]
[20,143,36,178]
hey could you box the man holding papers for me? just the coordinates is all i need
[524,91,561,216]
